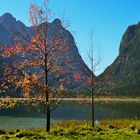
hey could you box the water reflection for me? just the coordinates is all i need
[0,100,140,129]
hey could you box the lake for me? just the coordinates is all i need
[0,100,140,129]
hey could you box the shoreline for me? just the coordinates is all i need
[2,97,140,102]
[63,98,140,102]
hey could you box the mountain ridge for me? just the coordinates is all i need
[0,13,92,96]
[99,22,140,96]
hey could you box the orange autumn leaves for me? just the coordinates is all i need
[15,72,41,98]
[0,1,77,109]
[1,27,69,99]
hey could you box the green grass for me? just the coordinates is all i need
[0,120,140,139]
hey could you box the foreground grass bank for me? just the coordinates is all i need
[0,120,140,140]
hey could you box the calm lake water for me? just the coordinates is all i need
[0,100,140,129]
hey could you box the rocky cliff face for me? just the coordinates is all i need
[0,24,12,45]
[0,13,31,35]
[0,13,91,92]
[99,22,140,96]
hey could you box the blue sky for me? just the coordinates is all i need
[0,0,140,75]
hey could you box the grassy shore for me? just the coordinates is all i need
[62,97,140,102]
[8,97,140,102]
[94,97,140,102]
[0,120,140,140]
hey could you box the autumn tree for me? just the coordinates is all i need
[1,1,74,132]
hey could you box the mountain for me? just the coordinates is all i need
[0,24,12,45]
[0,13,31,35]
[99,22,140,96]
[0,13,92,96]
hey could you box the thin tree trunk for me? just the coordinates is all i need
[45,79,50,131]
[46,103,50,131]
[91,35,94,127]
[91,75,94,127]
[91,92,94,127]
[45,52,50,132]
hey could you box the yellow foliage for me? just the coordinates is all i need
[23,77,30,85]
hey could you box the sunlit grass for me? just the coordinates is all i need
[0,120,140,139]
